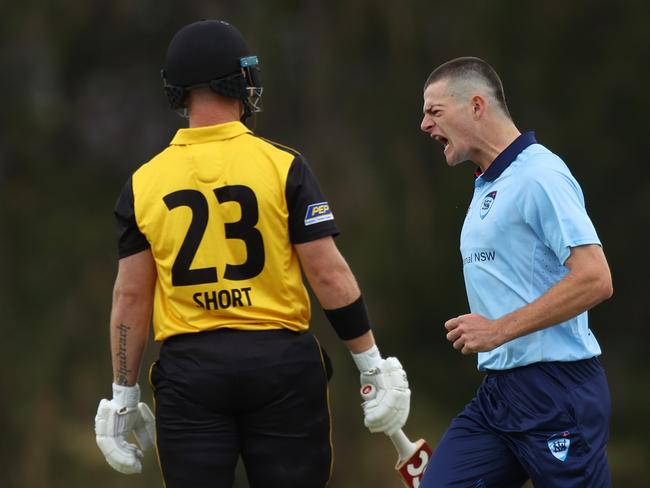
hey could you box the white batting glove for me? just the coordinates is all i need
[133,402,156,450]
[95,384,155,474]
[359,357,411,436]
[351,344,383,373]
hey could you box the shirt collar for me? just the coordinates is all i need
[170,121,252,145]
[478,131,537,182]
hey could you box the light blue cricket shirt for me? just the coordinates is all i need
[460,132,603,371]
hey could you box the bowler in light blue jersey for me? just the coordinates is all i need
[419,57,613,487]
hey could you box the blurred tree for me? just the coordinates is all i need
[1,0,648,486]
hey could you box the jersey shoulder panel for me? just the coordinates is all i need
[253,135,302,158]
[131,146,179,181]
[249,135,339,243]
[518,144,569,177]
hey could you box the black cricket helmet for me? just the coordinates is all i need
[161,19,262,119]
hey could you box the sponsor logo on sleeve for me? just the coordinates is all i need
[304,202,334,226]
[480,191,497,220]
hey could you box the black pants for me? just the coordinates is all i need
[150,328,333,488]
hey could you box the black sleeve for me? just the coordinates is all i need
[114,177,150,258]
[285,154,340,243]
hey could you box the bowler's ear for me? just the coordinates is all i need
[471,95,486,119]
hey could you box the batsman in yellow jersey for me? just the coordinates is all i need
[94,19,411,488]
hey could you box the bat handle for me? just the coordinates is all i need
[388,429,418,462]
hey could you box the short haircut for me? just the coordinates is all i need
[424,57,510,118]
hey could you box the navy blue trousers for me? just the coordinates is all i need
[421,358,612,488]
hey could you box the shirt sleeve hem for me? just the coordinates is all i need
[291,228,340,244]
[118,242,151,259]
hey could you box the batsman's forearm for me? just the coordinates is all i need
[295,237,362,309]
[344,330,376,354]
[109,290,152,386]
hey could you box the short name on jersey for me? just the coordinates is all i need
[193,287,253,310]
[304,202,334,226]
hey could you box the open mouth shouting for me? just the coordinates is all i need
[432,135,450,154]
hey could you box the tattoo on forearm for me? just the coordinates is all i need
[116,323,131,386]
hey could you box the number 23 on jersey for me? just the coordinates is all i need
[163,184,265,287]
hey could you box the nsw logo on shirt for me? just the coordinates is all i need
[304,202,334,226]
[480,191,497,220]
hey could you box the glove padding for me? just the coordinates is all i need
[95,392,155,474]
[360,357,410,436]
[133,402,155,450]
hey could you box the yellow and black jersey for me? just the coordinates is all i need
[114,121,339,341]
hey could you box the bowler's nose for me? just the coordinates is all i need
[420,115,433,133]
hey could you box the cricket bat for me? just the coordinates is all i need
[361,384,432,488]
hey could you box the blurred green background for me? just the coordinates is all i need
[2,0,649,486]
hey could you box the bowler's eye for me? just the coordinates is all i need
[432,109,442,117]
[424,108,439,117]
